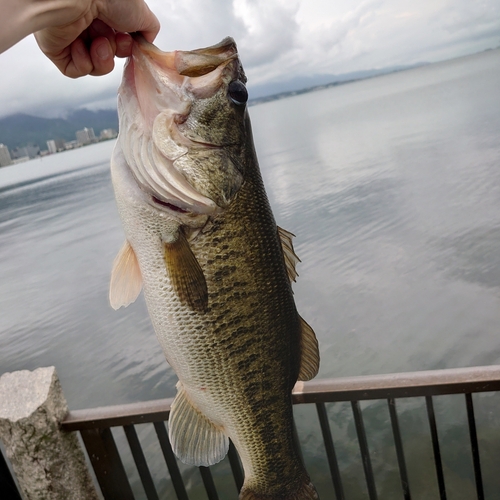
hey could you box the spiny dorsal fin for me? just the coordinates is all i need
[169,382,229,466]
[164,229,208,312]
[277,226,300,283]
[109,240,143,310]
[298,316,320,381]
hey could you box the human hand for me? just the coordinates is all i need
[33,0,160,78]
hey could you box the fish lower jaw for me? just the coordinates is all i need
[151,195,190,214]
[150,193,220,217]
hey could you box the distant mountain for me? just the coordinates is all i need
[0,62,430,151]
[0,109,118,151]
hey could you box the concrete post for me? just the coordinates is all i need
[0,367,100,500]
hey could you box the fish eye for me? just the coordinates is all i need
[228,80,248,106]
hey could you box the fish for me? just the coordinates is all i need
[109,34,320,500]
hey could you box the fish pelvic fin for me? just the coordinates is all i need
[277,226,300,283]
[169,382,229,467]
[239,479,319,500]
[109,240,143,310]
[163,229,208,312]
[297,316,320,381]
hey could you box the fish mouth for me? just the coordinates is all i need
[117,36,246,216]
[125,34,244,128]
[131,33,242,79]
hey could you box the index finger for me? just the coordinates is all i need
[135,3,160,42]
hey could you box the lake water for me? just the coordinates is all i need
[1,49,500,499]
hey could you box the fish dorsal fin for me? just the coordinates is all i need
[164,229,208,312]
[169,382,229,466]
[109,241,143,310]
[297,316,320,381]
[277,226,300,283]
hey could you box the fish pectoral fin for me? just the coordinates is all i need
[109,240,143,310]
[164,229,208,312]
[169,382,229,467]
[277,226,300,283]
[298,316,320,381]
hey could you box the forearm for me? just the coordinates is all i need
[0,0,92,53]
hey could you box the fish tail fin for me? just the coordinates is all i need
[239,479,319,500]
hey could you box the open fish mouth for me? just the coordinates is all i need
[117,36,248,215]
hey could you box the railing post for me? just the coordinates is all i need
[0,367,99,500]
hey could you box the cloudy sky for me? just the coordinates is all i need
[1,0,499,119]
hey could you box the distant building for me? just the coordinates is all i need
[26,143,40,159]
[76,127,96,146]
[11,146,28,160]
[100,128,118,140]
[47,140,57,154]
[11,144,39,160]
[0,144,12,167]
[64,140,79,150]
[47,138,65,154]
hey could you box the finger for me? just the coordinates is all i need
[98,2,160,43]
[138,6,161,43]
[88,19,117,54]
[89,37,115,76]
[66,37,94,78]
[115,33,133,58]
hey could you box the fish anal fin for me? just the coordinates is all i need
[109,241,143,310]
[277,226,300,283]
[169,382,229,467]
[164,230,208,312]
[298,316,320,381]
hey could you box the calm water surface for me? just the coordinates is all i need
[1,49,500,499]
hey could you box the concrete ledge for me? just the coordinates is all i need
[0,367,99,500]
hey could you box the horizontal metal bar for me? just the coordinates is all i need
[63,398,173,431]
[62,365,500,431]
[292,365,500,404]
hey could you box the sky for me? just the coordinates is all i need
[0,0,499,119]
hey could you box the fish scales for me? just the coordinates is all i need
[110,35,320,499]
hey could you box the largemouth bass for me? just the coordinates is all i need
[109,35,320,500]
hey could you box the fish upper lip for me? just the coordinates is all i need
[131,32,239,79]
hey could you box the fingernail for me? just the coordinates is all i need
[96,42,111,60]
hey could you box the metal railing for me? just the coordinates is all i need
[60,365,500,500]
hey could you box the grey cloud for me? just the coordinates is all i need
[151,0,246,51]
[234,0,301,67]
[1,0,500,119]
[314,0,383,52]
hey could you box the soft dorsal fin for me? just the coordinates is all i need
[163,229,208,312]
[277,226,300,283]
[297,316,320,381]
[109,241,143,310]
[169,382,229,466]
